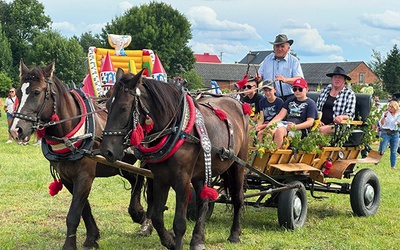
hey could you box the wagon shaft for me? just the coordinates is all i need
[89,155,154,178]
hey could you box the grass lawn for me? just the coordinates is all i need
[0,101,399,250]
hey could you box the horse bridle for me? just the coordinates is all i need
[102,85,149,146]
[102,83,181,147]
[13,75,58,131]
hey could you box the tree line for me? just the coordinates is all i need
[0,0,202,97]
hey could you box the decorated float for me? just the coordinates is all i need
[81,34,167,97]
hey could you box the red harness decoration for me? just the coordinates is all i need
[44,90,87,154]
[137,93,196,163]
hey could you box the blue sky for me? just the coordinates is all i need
[12,0,400,64]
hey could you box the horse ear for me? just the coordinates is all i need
[43,61,55,78]
[134,68,146,86]
[116,68,125,83]
[19,58,29,79]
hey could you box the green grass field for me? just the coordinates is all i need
[0,103,399,250]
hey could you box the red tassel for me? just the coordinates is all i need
[50,113,60,121]
[213,108,227,121]
[235,73,248,89]
[242,103,252,115]
[130,124,144,146]
[48,178,63,196]
[200,185,218,201]
[36,128,46,139]
[144,115,154,133]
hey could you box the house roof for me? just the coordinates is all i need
[195,61,370,86]
[195,63,258,81]
[301,61,363,85]
[194,53,221,63]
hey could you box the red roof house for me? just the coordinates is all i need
[194,53,221,63]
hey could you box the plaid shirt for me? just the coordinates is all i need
[316,85,356,119]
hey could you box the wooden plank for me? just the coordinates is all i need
[89,155,154,178]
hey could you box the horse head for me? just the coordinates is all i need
[101,68,183,162]
[10,59,57,141]
[102,68,147,162]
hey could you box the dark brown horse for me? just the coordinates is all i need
[9,60,152,250]
[100,69,249,250]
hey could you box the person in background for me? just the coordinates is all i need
[256,79,284,141]
[378,100,400,170]
[242,78,263,124]
[255,34,304,101]
[4,88,17,143]
[316,66,356,135]
[267,78,318,148]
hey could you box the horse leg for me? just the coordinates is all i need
[226,162,244,243]
[189,180,208,250]
[171,179,191,250]
[138,178,154,237]
[126,173,146,222]
[62,175,98,250]
[81,200,100,248]
[151,178,175,249]
[124,172,153,236]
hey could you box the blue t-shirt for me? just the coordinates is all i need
[259,97,284,123]
[283,97,318,125]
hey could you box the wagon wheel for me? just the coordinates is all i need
[187,188,215,221]
[350,168,380,216]
[277,181,308,230]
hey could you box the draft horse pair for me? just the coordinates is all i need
[9,60,152,250]
[101,69,249,249]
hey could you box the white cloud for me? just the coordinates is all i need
[118,1,134,13]
[360,10,400,30]
[86,23,107,33]
[283,22,342,56]
[52,22,76,32]
[187,6,261,41]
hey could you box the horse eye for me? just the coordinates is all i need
[34,90,41,95]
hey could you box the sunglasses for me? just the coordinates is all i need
[292,87,304,92]
[244,85,255,89]
[9,90,14,93]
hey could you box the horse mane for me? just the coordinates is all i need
[141,78,183,118]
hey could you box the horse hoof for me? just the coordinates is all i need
[227,236,240,243]
[190,243,205,250]
[138,219,153,237]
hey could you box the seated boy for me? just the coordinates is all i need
[267,78,318,148]
[256,79,284,141]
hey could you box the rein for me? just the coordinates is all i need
[36,106,106,129]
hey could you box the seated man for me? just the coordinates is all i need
[256,79,284,141]
[267,78,318,148]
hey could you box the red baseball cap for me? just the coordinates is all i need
[292,78,308,88]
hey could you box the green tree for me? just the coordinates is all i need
[381,44,400,94]
[1,0,51,80]
[0,23,12,74]
[0,72,13,97]
[76,32,105,54]
[368,49,385,80]
[181,69,204,91]
[101,1,196,77]
[26,30,86,84]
